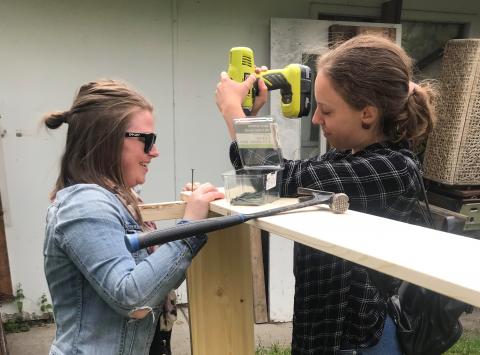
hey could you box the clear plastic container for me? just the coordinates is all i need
[222,167,284,206]
[234,117,283,169]
[223,117,284,205]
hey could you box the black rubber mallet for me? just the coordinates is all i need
[125,187,349,252]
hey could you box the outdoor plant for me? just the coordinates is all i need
[256,342,291,355]
[3,284,30,333]
[39,293,52,314]
[3,290,56,333]
[39,293,53,322]
[4,318,29,333]
[14,283,25,314]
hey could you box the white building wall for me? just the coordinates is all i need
[0,0,478,314]
[0,0,175,313]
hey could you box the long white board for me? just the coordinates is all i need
[209,197,480,308]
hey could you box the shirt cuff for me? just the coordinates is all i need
[176,219,208,256]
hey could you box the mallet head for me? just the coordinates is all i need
[297,187,349,214]
[329,193,349,214]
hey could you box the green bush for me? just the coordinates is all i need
[3,319,30,333]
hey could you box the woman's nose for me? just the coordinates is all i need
[149,144,160,157]
[312,108,322,125]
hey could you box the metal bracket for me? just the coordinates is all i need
[460,203,480,231]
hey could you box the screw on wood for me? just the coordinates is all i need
[191,169,195,191]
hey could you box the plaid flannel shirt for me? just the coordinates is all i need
[230,140,420,354]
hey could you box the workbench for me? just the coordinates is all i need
[140,196,480,355]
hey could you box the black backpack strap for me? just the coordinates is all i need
[404,156,435,229]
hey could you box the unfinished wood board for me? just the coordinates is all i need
[0,319,7,355]
[143,193,268,324]
[250,226,268,323]
[187,222,254,355]
[209,198,480,308]
[0,197,12,297]
[139,201,185,221]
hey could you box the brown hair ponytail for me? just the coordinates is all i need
[392,81,437,148]
[318,35,437,149]
[43,111,69,129]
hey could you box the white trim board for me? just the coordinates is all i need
[209,197,480,309]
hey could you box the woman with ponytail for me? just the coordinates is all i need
[43,80,223,355]
[215,35,436,354]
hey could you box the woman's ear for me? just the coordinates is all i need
[360,105,380,129]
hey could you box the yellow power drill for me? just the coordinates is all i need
[227,47,312,118]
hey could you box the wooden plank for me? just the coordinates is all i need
[249,226,268,323]
[139,201,185,221]
[0,318,8,355]
[0,196,12,297]
[208,197,480,308]
[187,222,254,355]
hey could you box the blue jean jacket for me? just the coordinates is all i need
[44,184,205,355]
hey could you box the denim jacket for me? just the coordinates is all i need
[44,184,206,355]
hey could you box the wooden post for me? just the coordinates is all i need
[0,196,12,297]
[0,318,8,355]
[187,222,254,355]
[250,226,268,323]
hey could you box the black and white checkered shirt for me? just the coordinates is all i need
[230,140,420,354]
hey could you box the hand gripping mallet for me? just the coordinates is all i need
[125,188,349,252]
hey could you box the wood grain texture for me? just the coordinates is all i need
[187,222,254,355]
[208,197,480,308]
[0,197,12,297]
[250,226,268,323]
[146,191,479,355]
[139,201,186,221]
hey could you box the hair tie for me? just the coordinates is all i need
[408,81,418,97]
[59,111,70,124]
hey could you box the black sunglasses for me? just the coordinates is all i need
[124,132,157,153]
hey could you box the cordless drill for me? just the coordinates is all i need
[227,47,312,118]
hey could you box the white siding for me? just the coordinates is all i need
[0,0,478,314]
